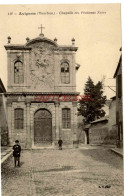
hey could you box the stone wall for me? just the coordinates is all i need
[108,98,117,144]
[5,35,79,149]
[77,115,85,143]
[116,59,123,147]
[89,121,109,144]
[7,95,78,148]
[7,101,27,148]
[6,37,77,94]
[0,94,8,146]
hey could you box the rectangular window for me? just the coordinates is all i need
[62,108,71,129]
[14,108,24,129]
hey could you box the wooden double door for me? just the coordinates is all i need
[34,109,52,146]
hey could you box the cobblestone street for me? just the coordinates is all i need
[1,147,123,196]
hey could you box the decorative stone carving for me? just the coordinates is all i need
[16,53,22,59]
[62,55,68,59]
[30,42,54,91]
[11,53,23,64]
[37,103,48,108]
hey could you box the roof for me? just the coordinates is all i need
[114,54,122,78]
[84,124,91,129]
[105,100,111,107]
[26,36,58,47]
[5,35,78,52]
[0,78,6,93]
[91,115,109,124]
[110,96,116,100]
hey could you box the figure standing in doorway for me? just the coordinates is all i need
[13,140,21,167]
[58,138,63,150]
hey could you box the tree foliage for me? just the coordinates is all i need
[78,77,107,124]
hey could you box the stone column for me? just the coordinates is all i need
[55,102,60,141]
[72,102,78,144]
[26,102,31,148]
[72,52,76,91]
[24,50,30,88]
[7,52,12,89]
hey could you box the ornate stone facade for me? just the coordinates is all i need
[5,32,80,149]
[29,42,55,91]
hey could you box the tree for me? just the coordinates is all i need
[78,76,107,124]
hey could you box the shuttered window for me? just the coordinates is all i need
[61,62,70,84]
[62,108,71,129]
[14,108,24,129]
[14,61,24,84]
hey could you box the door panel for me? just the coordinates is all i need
[34,109,52,146]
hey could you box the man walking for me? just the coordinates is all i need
[58,138,63,150]
[13,140,21,167]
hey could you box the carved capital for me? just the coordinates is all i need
[54,101,60,107]
[72,102,77,107]
[7,99,12,106]
[7,102,12,106]
[26,102,31,107]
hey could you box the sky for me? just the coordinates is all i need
[0,4,122,99]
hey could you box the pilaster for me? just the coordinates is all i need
[72,102,78,141]
[7,102,13,146]
[26,102,31,148]
[55,102,60,141]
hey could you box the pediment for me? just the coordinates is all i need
[25,36,58,47]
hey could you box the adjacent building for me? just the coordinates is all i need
[108,96,116,144]
[114,48,123,148]
[88,116,109,145]
[81,97,117,145]
[0,78,8,146]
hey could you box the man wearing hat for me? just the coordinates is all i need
[13,140,21,167]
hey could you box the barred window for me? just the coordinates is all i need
[14,108,24,129]
[61,62,70,84]
[62,108,71,129]
[14,61,24,84]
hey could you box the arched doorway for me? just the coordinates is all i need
[34,109,52,146]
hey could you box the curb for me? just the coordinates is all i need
[111,149,123,158]
[1,151,13,165]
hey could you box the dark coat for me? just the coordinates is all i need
[58,139,63,146]
[13,144,21,157]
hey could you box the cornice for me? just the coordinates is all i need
[4,45,32,50]
[5,92,80,96]
[54,46,78,52]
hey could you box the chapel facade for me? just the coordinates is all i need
[5,28,80,149]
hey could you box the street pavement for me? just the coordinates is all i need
[1,146,123,196]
